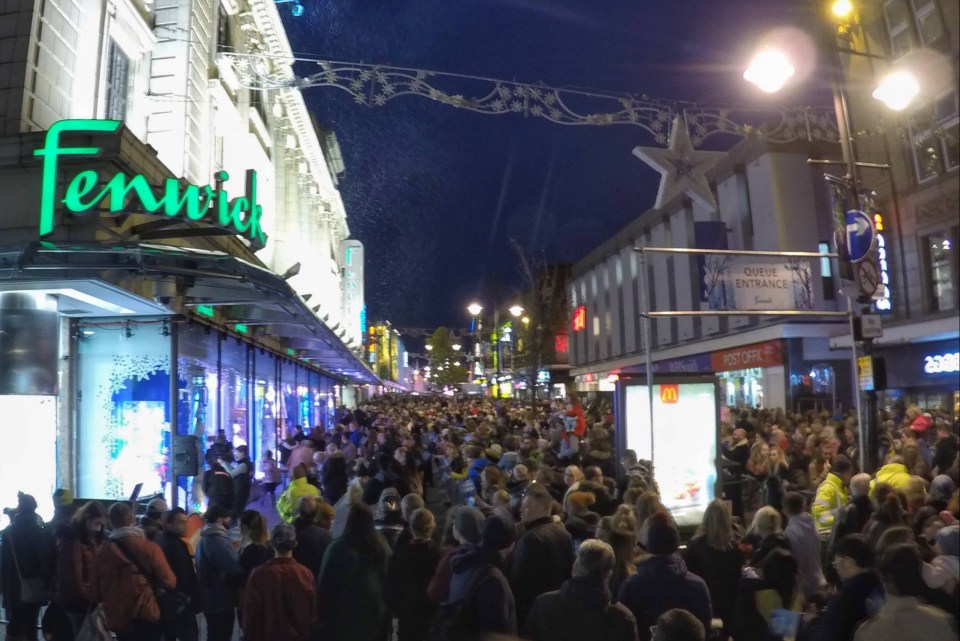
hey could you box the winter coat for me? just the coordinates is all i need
[819,569,883,641]
[316,536,391,641]
[385,538,442,641]
[853,595,956,641]
[564,512,599,550]
[239,543,273,585]
[449,544,517,636]
[813,472,849,531]
[426,546,458,604]
[733,567,792,641]
[934,434,959,474]
[276,477,321,524]
[829,495,875,556]
[202,466,235,512]
[0,514,57,608]
[510,516,574,625]
[618,553,712,641]
[784,512,826,598]
[233,456,253,510]
[139,516,163,542]
[242,557,316,641]
[682,536,742,638]
[155,530,201,613]
[871,463,911,494]
[94,528,176,632]
[750,533,792,567]
[55,533,100,609]
[322,453,349,504]
[292,518,332,578]
[525,577,639,641]
[331,494,358,539]
[195,523,243,613]
[262,457,281,484]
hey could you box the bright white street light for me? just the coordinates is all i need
[872,71,920,111]
[452,343,461,351]
[508,305,524,317]
[467,303,483,316]
[453,361,461,367]
[831,0,853,19]
[743,47,796,94]
[425,344,434,351]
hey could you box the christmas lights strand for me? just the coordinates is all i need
[223,53,840,147]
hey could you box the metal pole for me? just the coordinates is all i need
[169,321,179,510]
[495,307,501,399]
[637,249,655,464]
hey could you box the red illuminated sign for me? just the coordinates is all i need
[554,334,569,354]
[660,384,679,403]
[572,306,586,332]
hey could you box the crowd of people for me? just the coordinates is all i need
[0,394,958,641]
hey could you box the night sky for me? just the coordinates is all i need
[280,1,831,329]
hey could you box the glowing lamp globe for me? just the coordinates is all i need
[743,48,796,94]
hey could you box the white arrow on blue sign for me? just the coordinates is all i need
[845,209,875,263]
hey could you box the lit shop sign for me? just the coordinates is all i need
[572,306,586,332]
[35,120,267,249]
[923,351,959,375]
[873,213,891,313]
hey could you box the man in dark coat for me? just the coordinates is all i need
[220,445,253,519]
[618,511,712,641]
[202,451,234,514]
[155,507,201,641]
[321,445,349,505]
[828,473,875,578]
[525,539,639,641]
[385,508,442,641]
[448,512,518,636]
[509,483,574,627]
[820,535,883,641]
[291,497,332,578]
[0,493,56,641]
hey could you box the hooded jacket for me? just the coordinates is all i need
[871,463,911,493]
[94,527,176,632]
[276,477,321,524]
[617,553,712,641]
[195,523,243,613]
[525,577,638,641]
[449,543,517,635]
[510,516,574,625]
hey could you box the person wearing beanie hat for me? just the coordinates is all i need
[51,488,76,533]
[618,511,712,641]
[524,539,639,641]
[139,497,167,542]
[448,511,518,636]
[922,524,959,595]
[498,450,519,472]
[929,475,956,512]
[241,524,317,641]
[424,507,485,606]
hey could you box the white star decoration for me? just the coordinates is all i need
[633,115,724,211]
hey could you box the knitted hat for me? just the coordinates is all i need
[146,497,169,517]
[646,510,680,555]
[481,512,516,551]
[567,491,596,513]
[454,507,485,545]
[931,475,956,502]
[271,524,297,551]
[53,488,74,508]
[937,525,959,557]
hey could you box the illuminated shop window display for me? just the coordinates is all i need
[77,323,172,501]
[618,377,719,528]
[0,396,57,526]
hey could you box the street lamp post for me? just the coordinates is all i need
[467,303,483,384]
[742,3,924,473]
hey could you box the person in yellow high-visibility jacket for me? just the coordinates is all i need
[870,456,912,495]
[276,463,320,524]
[812,455,854,532]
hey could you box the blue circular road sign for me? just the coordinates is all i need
[845,210,875,263]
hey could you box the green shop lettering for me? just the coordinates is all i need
[35,119,267,249]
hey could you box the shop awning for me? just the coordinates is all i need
[0,241,380,385]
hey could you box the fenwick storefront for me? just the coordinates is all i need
[0,120,377,520]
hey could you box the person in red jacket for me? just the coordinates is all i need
[561,393,587,464]
[95,501,177,641]
[242,524,317,641]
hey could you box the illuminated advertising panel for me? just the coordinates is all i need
[616,375,719,528]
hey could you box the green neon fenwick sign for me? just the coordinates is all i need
[34,119,267,248]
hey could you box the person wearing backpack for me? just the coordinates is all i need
[0,493,57,641]
[442,511,517,639]
[524,538,639,641]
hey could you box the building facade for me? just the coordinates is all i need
[835,0,959,415]
[570,137,854,413]
[0,0,373,518]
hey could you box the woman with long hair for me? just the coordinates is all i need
[683,500,743,640]
[597,521,637,600]
[746,505,790,566]
[332,477,366,539]
[746,442,771,481]
[634,491,666,550]
[317,504,390,641]
[56,500,108,634]
[238,510,272,584]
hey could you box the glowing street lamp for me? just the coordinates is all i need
[467,303,483,316]
[743,47,796,94]
[872,71,920,111]
[508,305,524,317]
[425,344,433,351]
[831,0,853,19]
[452,343,461,351]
